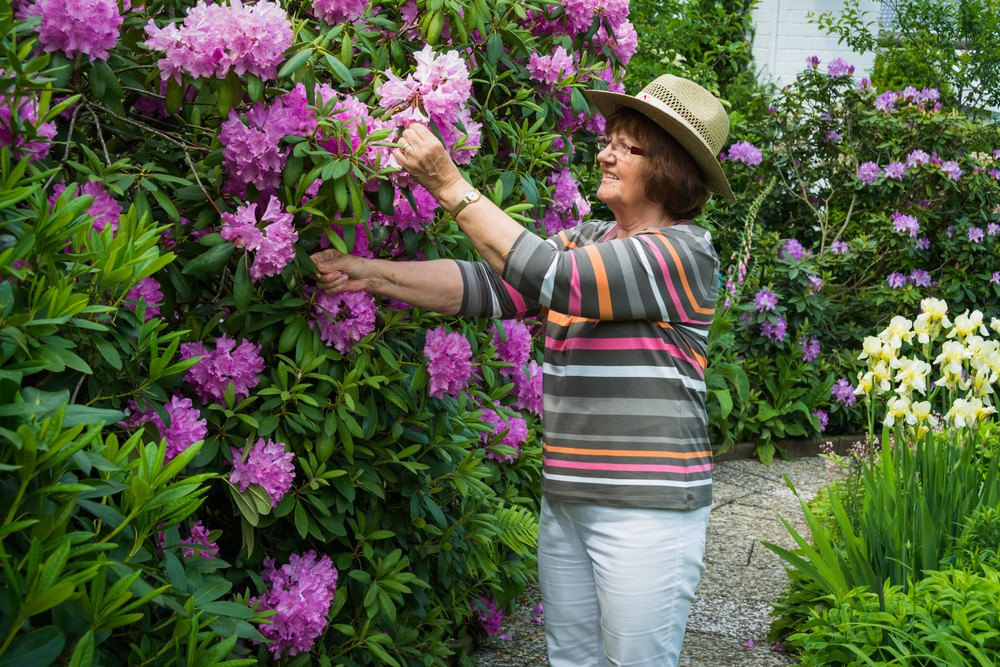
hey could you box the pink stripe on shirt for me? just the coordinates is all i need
[544,457,713,474]
[502,279,529,317]
[638,235,690,323]
[567,250,581,315]
[545,335,705,374]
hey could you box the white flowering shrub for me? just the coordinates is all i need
[0,0,637,661]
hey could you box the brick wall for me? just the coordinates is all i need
[750,0,881,87]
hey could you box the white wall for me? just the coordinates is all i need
[750,0,882,88]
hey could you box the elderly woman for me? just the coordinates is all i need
[312,74,733,667]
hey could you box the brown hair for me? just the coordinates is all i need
[604,107,709,221]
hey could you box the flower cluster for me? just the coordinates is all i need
[856,161,881,185]
[493,320,532,377]
[180,335,265,405]
[51,181,122,235]
[471,595,504,636]
[425,327,473,399]
[126,277,163,321]
[480,408,528,463]
[562,0,629,35]
[800,337,820,362]
[252,551,338,657]
[144,0,293,83]
[376,184,439,232]
[181,521,219,558]
[513,360,543,416]
[527,46,576,89]
[229,438,295,506]
[221,196,299,281]
[891,212,920,238]
[726,141,762,166]
[378,45,481,165]
[0,94,57,162]
[19,0,122,61]
[753,289,778,312]
[874,87,941,114]
[542,166,591,235]
[832,378,857,407]
[780,239,805,261]
[760,317,788,343]
[307,287,377,354]
[118,394,207,462]
[311,0,369,24]
[826,58,854,78]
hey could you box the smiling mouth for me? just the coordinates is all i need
[603,174,620,181]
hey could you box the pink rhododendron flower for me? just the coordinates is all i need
[754,289,778,312]
[145,0,292,83]
[424,327,473,399]
[915,237,930,250]
[181,521,219,558]
[493,320,532,377]
[19,0,123,61]
[806,275,823,295]
[126,276,164,321]
[480,408,528,462]
[376,184,439,232]
[306,286,377,354]
[471,595,504,636]
[311,0,368,24]
[118,394,207,461]
[560,0,629,34]
[50,181,122,235]
[727,141,762,166]
[596,20,638,64]
[0,94,57,162]
[857,78,873,91]
[230,438,295,506]
[527,46,576,88]
[780,239,804,261]
[514,360,543,416]
[252,551,338,657]
[180,335,265,405]
[221,196,299,281]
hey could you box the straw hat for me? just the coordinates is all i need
[586,74,734,201]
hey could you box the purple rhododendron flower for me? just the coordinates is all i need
[514,360,543,417]
[50,181,122,235]
[480,408,528,463]
[118,394,207,462]
[425,327,473,399]
[727,141,762,166]
[875,91,897,113]
[991,271,1000,284]
[830,240,849,255]
[988,222,999,237]
[252,551,338,657]
[596,20,638,64]
[813,409,829,432]
[230,438,295,506]
[806,55,820,69]
[19,0,123,61]
[780,239,804,261]
[915,237,930,250]
[826,58,854,78]
[883,162,907,180]
[126,276,163,321]
[907,150,930,167]
[221,196,299,281]
[376,184,440,233]
[891,212,920,238]
[307,287,377,355]
[311,0,369,23]
[527,46,576,88]
[472,595,504,636]
[940,160,962,180]
[0,94,57,162]
[909,269,932,287]
[754,289,778,312]
[832,379,857,406]
[857,78,872,91]
[760,317,787,343]
[806,275,823,295]
[144,0,292,83]
[494,320,532,377]
[968,227,985,243]
[181,521,219,558]
[561,0,629,34]
[180,335,265,405]
[887,272,908,289]
[856,162,881,185]
[825,130,841,144]
[800,337,821,362]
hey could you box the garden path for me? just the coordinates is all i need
[471,456,830,666]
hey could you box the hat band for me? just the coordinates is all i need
[638,82,721,155]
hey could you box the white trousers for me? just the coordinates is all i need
[538,498,711,667]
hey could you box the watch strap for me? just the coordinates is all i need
[450,188,480,218]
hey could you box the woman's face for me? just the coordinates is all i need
[596,133,648,210]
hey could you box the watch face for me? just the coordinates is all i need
[467,189,481,203]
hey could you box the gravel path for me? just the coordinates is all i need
[471,456,830,666]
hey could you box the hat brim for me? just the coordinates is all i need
[585,89,735,201]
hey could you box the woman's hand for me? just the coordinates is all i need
[310,248,369,295]
[394,124,467,206]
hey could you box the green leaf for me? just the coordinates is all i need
[234,254,251,314]
[93,338,122,371]
[66,632,94,667]
[279,48,315,80]
[182,243,235,277]
[199,600,254,618]
[193,581,233,606]
[247,73,264,103]
[294,501,308,538]
[227,481,259,526]
[325,53,355,86]
[486,32,503,66]
[518,175,540,206]
[0,626,64,667]
[164,551,187,594]
[22,583,75,618]
[245,484,272,516]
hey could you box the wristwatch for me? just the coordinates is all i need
[449,188,481,219]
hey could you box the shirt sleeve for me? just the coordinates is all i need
[500,227,719,326]
[454,259,548,320]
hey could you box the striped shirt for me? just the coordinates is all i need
[455,220,719,510]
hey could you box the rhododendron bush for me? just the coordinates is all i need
[704,55,1000,463]
[0,0,632,661]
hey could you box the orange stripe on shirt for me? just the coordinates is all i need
[544,444,714,459]
[659,237,714,316]
[556,231,579,249]
[548,311,599,326]
[581,245,613,319]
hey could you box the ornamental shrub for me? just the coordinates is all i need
[0,0,636,661]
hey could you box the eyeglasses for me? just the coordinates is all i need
[597,135,645,157]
